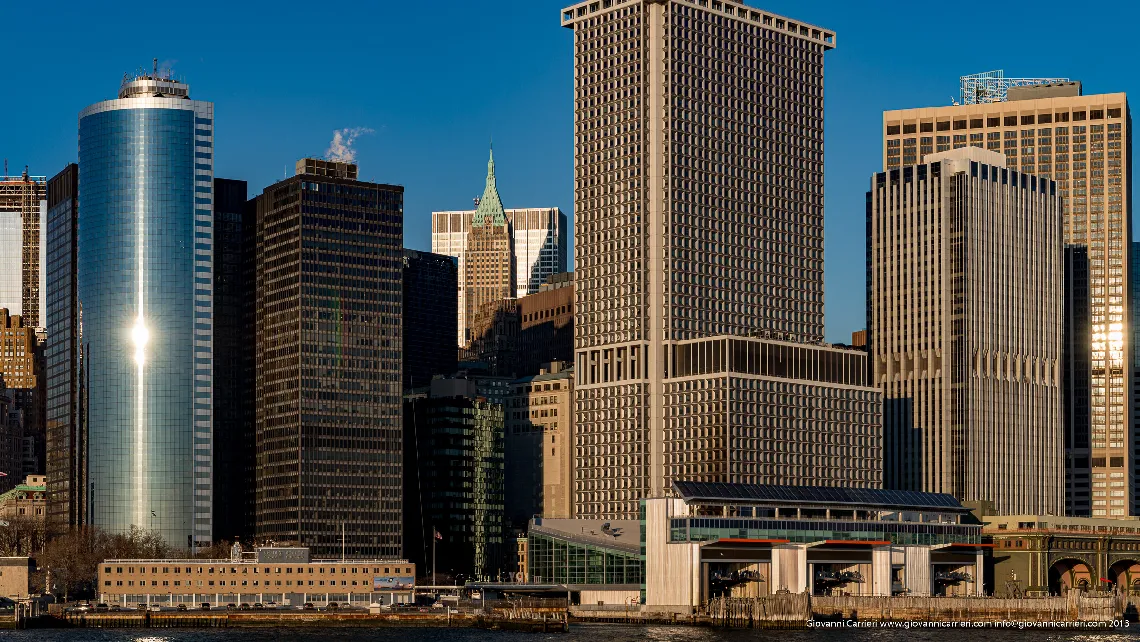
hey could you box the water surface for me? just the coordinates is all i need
[10,625,1140,642]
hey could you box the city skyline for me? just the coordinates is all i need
[6,1,1140,344]
[7,0,1140,613]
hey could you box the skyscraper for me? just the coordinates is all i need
[433,207,568,347]
[402,249,458,390]
[0,169,46,328]
[1066,246,1091,515]
[45,163,85,534]
[212,178,254,542]
[403,377,504,580]
[463,151,514,348]
[254,158,404,558]
[432,154,567,348]
[867,148,1064,516]
[78,70,214,546]
[0,309,39,493]
[882,85,1132,517]
[562,1,878,520]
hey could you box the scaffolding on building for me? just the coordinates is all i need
[958,70,1070,105]
[0,165,47,327]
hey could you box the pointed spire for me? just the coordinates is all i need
[473,144,505,227]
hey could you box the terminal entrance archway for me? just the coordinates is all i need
[1049,559,1094,594]
[1109,560,1140,594]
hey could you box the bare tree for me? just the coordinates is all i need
[0,515,46,557]
[38,525,172,602]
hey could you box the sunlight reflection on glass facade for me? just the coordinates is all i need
[78,76,214,547]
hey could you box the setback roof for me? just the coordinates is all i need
[673,481,967,513]
[529,518,641,554]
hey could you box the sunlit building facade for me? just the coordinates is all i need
[432,193,568,348]
[883,87,1132,517]
[78,72,214,547]
[867,148,1064,516]
[561,0,853,519]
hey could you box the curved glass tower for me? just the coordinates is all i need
[78,72,213,547]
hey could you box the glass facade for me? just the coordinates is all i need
[78,86,214,547]
[254,166,404,559]
[527,530,643,585]
[211,178,252,542]
[669,517,980,546]
[403,387,504,579]
[45,164,85,533]
[401,250,458,390]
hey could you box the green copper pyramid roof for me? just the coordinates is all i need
[473,147,506,227]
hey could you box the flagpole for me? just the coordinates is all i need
[432,525,436,587]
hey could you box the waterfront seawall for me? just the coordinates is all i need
[696,593,1123,628]
[7,610,568,632]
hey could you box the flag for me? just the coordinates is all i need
[434,530,443,541]
[0,472,7,477]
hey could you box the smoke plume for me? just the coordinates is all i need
[325,127,374,163]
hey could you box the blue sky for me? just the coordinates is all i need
[1,0,1136,342]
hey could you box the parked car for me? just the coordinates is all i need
[239,603,252,611]
[135,603,148,611]
[303,602,315,611]
[266,601,278,609]
[253,603,265,610]
[148,605,162,612]
[109,605,122,612]
[176,604,187,611]
[200,603,212,611]
[327,602,339,611]
[226,603,237,611]
[95,604,109,612]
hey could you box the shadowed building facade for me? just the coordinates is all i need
[254,159,404,557]
[403,378,505,580]
[1066,246,1092,515]
[213,178,254,542]
[45,163,85,534]
[505,363,574,529]
[867,148,1064,516]
[402,250,458,390]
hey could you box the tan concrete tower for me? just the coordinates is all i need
[883,85,1132,517]
[564,1,881,520]
[868,148,1064,516]
[463,149,516,347]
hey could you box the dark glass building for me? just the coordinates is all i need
[45,163,85,534]
[254,158,403,558]
[78,72,214,547]
[402,249,457,390]
[403,377,505,581]
[1133,242,1140,515]
[1066,245,1092,516]
[212,178,254,542]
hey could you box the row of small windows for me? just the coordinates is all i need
[887,109,1123,135]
